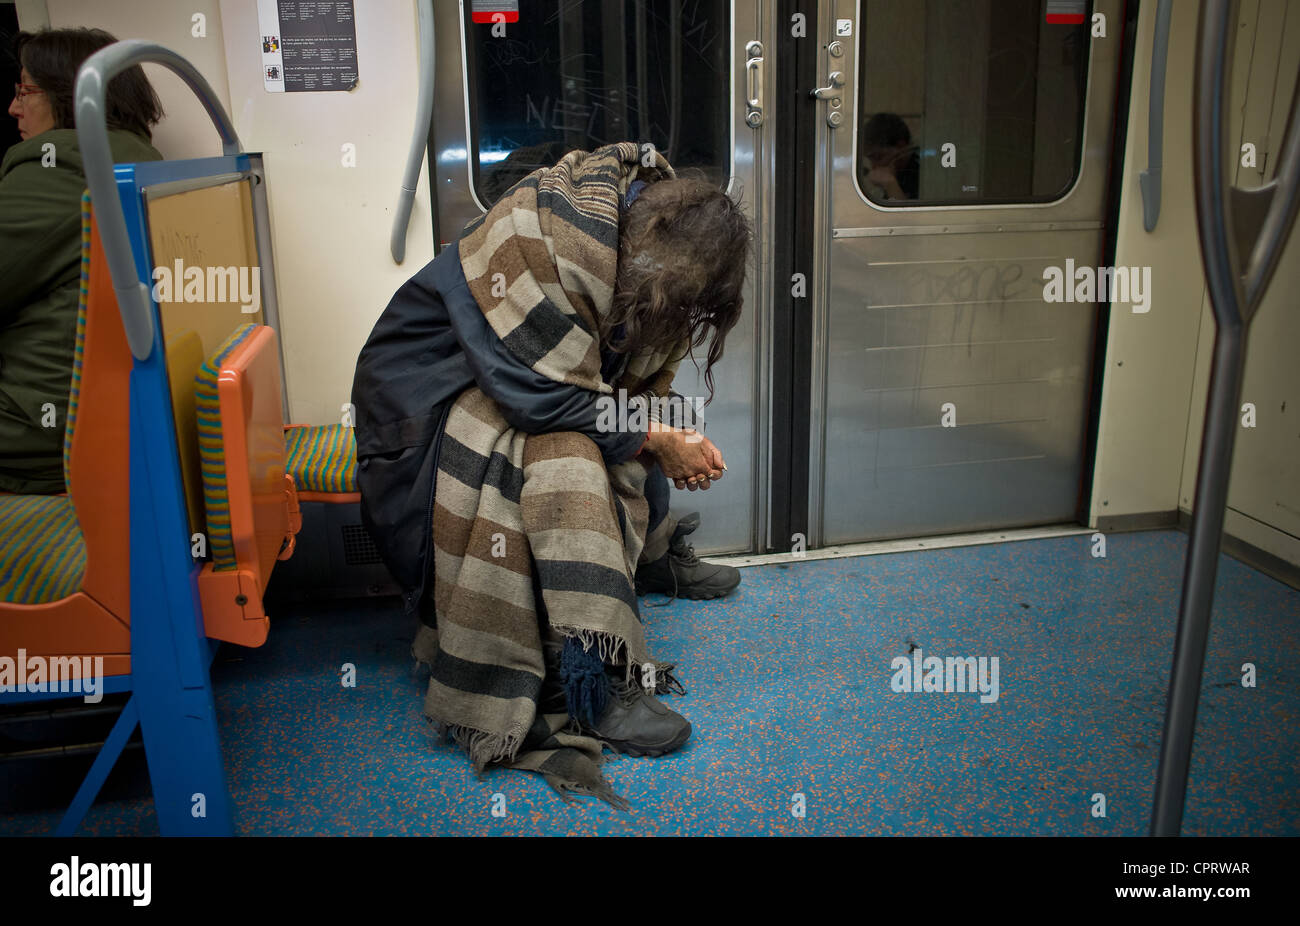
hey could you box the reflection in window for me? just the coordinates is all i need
[858,0,1092,206]
[465,0,731,206]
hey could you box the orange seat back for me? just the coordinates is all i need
[69,215,133,621]
[196,326,299,646]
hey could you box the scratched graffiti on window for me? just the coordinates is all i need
[466,0,731,206]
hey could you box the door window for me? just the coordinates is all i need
[857,0,1093,206]
[465,0,732,205]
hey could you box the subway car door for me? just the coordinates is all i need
[431,0,771,555]
[806,0,1124,546]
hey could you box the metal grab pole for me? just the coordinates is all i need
[1150,0,1300,836]
[75,40,242,361]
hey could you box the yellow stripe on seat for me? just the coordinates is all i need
[194,324,258,570]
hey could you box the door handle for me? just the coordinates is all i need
[810,71,844,99]
[811,71,844,127]
[745,41,764,127]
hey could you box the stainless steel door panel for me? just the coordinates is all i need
[431,2,482,241]
[823,230,1100,543]
[812,0,1121,545]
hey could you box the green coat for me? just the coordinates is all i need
[0,128,161,494]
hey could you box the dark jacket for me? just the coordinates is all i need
[0,128,162,493]
[351,243,646,618]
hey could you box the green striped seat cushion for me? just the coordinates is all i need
[285,424,357,493]
[0,495,86,604]
[195,323,258,571]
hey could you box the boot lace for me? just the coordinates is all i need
[643,539,695,608]
[655,663,688,696]
[608,675,644,706]
[617,663,688,698]
[671,539,700,567]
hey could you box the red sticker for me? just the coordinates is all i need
[471,1,519,23]
[1045,0,1086,24]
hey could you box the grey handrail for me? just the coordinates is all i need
[1139,0,1173,232]
[75,41,242,360]
[391,0,435,263]
[1150,0,1300,836]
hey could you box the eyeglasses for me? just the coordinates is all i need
[13,83,45,102]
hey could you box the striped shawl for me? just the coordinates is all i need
[419,143,685,806]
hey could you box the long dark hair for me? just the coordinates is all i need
[605,176,751,403]
[14,27,163,138]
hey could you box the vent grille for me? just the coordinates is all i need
[341,524,383,565]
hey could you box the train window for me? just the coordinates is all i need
[464,0,731,207]
[857,0,1092,206]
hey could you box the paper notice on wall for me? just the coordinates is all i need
[257,0,359,93]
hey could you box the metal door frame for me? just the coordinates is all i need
[427,0,775,555]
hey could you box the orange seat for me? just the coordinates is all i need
[0,213,133,677]
[194,325,301,647]
[0,210,300,673]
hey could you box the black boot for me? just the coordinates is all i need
[542,640,690,757]
[583,667,692,757]
[635,514,741,600]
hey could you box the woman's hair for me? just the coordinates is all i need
[14,27,163,138]
[606,174,752,403]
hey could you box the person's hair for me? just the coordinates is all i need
[14,27,163,138]
[862,112,911,151]
[606,174,751,403]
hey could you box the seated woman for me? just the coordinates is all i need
[352,143,750,806]
[0,27,162,494]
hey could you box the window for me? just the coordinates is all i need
[857,0,1092,206]
[465,0,731,206]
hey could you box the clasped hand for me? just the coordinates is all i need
[643,423,726,491]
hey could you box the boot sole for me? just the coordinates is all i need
[634,581,739,600]
[604,721,692,758]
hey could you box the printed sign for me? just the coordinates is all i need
[257,0,359,93]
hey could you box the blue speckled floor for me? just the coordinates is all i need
[3,529,1297,835]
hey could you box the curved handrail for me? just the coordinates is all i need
[1150,0,1300,836]
[75,41,243,361]
[1139,0,1173,232]
[390,0,436,263]
[1240,80,1300,313]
